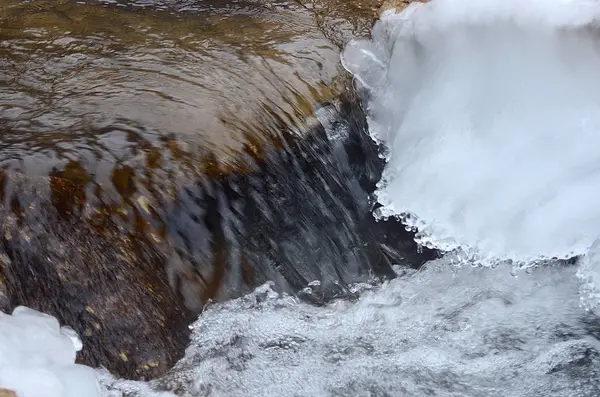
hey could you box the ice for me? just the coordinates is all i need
[341,0,600,266]
[0,306,101,397]
[99,262,600,397]
[577,240,600,312]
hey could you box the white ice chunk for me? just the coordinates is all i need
[0,307,101,397]
[60,326,83,352]
[342,0,600,271]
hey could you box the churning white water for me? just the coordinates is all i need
[8,262,598,396]
[342,0,600,268]
[100,263,600,397]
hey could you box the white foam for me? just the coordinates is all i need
[0,307,101,397]
[100,263,600,396]
[342,0,600,265]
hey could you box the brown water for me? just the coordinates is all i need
[0,0,347,175]
[0,0,421,381]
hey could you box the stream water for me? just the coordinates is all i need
[0,0,424,381]
[3,0,600,396]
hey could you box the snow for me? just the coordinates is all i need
[0,306,102,397]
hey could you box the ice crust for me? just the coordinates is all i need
[0,306,101,397]
[342,0,600,264]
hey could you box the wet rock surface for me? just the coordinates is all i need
[0,0,436,380]
[0,173,193,380]
[0,93,437,381]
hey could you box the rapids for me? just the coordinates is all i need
[101,261,600,397]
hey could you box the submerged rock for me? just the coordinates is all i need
[0,175,193,380]
[0,91,436,380]
[0,0,437,382]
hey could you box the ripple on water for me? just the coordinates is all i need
[0,0,423,381]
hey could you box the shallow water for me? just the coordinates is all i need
[5,0,600,395]
[0,0,341,170]
[0,0,419,380]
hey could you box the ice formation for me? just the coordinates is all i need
[0,306,101,397]
[342,0,600,266]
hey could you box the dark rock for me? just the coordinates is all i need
[0,89,437,380]
[0,174,192,380]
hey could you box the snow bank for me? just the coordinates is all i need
[0,306,101,397]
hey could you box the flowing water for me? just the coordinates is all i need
[101,262,600,397]
[4,0,600,395]
[0,0,431,382]
[99,1,600,394]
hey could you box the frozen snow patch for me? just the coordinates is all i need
[342,0,600,281]
[0,307,101,397]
